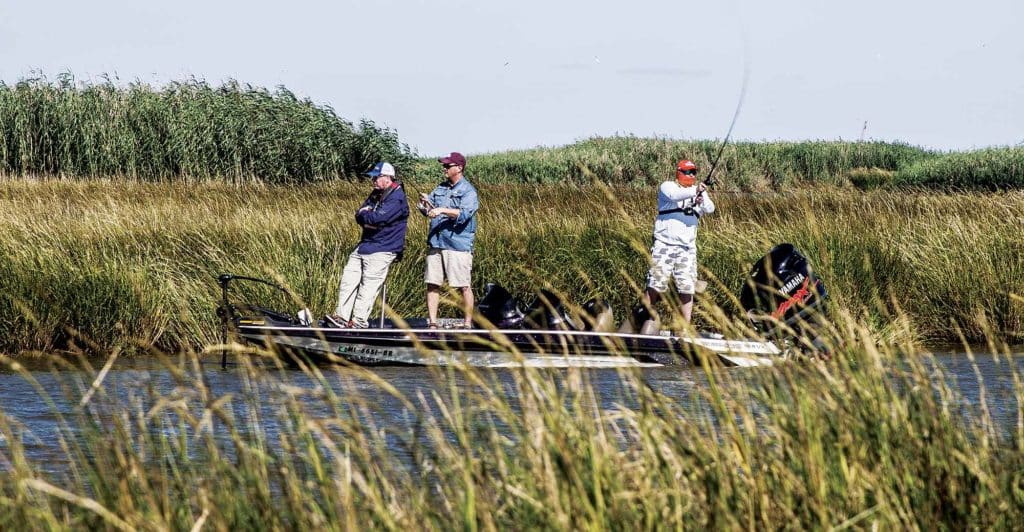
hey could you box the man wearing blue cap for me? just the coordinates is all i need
[327,162,409,328]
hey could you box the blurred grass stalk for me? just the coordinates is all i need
[0,314,1021,529]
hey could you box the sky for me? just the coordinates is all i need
[1,0,1022,157]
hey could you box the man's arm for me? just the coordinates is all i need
[360,190,408,226]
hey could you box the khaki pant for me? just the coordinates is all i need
[335,250,398,327]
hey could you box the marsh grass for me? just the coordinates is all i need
[409,137,936,188]
[0,316,1021,529]
[0,75,414,182]
[1,181,1022,353]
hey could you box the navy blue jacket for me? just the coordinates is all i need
[354,183,409,255]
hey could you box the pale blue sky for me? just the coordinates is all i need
[2,0,1021,156]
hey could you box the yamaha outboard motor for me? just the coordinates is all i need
[740,243,828,347]
[475,282,525,328]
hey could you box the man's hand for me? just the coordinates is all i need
[694,183,707,205]
[428,207,457,219]
[418,193,434,216]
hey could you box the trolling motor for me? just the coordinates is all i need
[739,244,830,352]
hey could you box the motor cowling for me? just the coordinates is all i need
[475,282,526,328]
[740,243,828,341]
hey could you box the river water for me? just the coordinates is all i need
[2,349,1022,474]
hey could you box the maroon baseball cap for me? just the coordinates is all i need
[438,152,466,168]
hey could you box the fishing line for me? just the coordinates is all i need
[703,17,750,189]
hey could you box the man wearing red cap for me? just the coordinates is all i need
[643,159,715,324]
[419,151,480,328]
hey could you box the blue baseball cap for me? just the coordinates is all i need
[366,161,396,178]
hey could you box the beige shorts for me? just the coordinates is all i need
[425,248,473,287]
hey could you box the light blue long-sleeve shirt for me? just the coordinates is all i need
[426,177,479,251]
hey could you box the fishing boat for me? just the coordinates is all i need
[216,244,828,368]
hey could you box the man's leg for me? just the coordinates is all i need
[443,250,475,327]
[672,246,698,324]
[460,286,475,327]
[424,248,445,326]
[642,287,662,307]
[679,293,694,323]
[349,252,396,328]
[334,250,363,319]
[426,284,441,325]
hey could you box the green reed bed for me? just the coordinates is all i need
[409,137,936,188]
[5,75,1023,189]
[1,180,1021,354]
[410,136,1024,190]
[892,146,1024,190]
[0,76,414,182]
[0,320,1022,529]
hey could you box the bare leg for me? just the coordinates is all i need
[642,287,662,308]
[426,283,441,325]
[460,286,475,326]
[679,293,694,323]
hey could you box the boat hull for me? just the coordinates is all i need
[235,318,782,368]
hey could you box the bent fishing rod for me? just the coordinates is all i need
[702,50,750,190]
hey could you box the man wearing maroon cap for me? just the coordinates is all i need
[419,151,480,328]
[642,159,715,326]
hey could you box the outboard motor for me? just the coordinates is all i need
[475,282,526,328]
[740,243,829,347]
[524,289,579,330]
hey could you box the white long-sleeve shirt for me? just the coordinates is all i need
[652,180,715,247]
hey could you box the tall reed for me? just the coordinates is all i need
[1,181,1021,355]
[408,137,936,188]
[0,74,414,182]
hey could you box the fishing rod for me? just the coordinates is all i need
[702,53,750,190]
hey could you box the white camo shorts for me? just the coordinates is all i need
[646,241,698,295]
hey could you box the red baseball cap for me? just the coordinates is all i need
[438,152,466,168]
[676,159,697,172]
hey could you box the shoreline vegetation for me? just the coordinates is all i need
[0,180,1021,355]
[3,76,1024,189]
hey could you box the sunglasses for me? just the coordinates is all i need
[442,163,458,169]
[677,169,698,176]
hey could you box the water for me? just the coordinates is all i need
[1,350,1021,474]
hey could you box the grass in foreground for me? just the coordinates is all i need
[0,316,1022,529]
